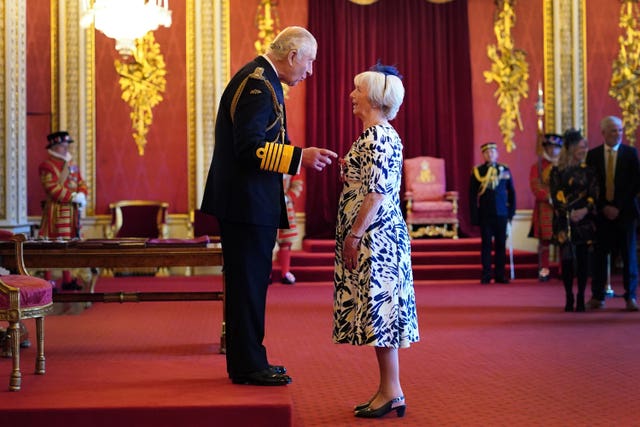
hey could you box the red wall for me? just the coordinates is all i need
[24,0,626,217]
[94,5,188,214]
[26,1,52,216]
[469,0,544,212]
[586,0,623,144]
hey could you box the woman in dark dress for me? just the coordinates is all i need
[550,129,599,312]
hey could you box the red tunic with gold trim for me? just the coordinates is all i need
[38,154,87,239]
[529,157,554,240]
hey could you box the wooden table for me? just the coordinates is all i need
[0,238,226,353]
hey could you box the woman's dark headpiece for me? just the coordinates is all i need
[563,128,584,148]
[370,60,403,80]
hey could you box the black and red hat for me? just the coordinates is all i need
[46,131,74,149]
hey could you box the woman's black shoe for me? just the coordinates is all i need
[564,293,574,312]
[354,396,405,418]
[354,397,374,412]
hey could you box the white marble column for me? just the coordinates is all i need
[0,1,29,234]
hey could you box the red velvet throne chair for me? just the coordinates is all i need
[403,156,459,238]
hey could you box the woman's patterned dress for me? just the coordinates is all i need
[333,124,419,348]
[549,163,599,258]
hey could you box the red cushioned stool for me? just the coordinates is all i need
[0,233,53,391]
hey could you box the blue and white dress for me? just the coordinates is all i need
[333,124,419,348]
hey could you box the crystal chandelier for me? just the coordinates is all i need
[81,0,172,56]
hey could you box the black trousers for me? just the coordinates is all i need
[219,219,277,377]
[591,218,638,301]
[480,216,508,281]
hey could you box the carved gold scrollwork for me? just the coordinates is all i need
[255,0,280,54]
[610,0,640,146]
[114,32,167,155]
[483,0,529,153]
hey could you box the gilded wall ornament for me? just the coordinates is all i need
[255,0,289,98]
[255,0,280,54]
[610,0,640,146]
[115,32,167,155]
[483,0,529,153]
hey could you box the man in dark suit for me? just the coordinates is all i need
[201,26,337,385]
[586,115,640,311]
[469,142,516,284]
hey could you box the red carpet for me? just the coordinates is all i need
[271,237,558,282]
[2,272,639,426]
[1,276,291,427]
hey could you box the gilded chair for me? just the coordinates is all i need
[0,232,54,391]
[105,200,169,276]
[188,209,221,244]
[105,200,169,239]
[404,156,459,238]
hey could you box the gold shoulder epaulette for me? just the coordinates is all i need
[230,67,280,125]
[249,67,265,80]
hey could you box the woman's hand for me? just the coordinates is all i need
[343,234,361,270]
[570,207,588,223]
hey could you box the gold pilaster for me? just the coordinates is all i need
[51,1,96,216]
[191,0,230,210]
[543,0,587,136]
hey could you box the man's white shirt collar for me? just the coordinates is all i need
[261,54,278,76]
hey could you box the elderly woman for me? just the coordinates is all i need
[334,63,419,419]
[550,129,599,312]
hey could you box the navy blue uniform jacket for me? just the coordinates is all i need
[469,163,516,225]
[201,56,302,228]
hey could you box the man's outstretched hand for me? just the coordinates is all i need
[302,147,338,171]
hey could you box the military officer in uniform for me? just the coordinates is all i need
[201,26,337,386]
[469,142,516,284]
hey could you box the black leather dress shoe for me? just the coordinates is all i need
[61,278,82,291]
[495,278,510,284]
[269,364,287,374]
[231,369,292,386]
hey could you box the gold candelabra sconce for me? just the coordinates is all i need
[114,32,167,155]
[255,0,289,98]
[610,0,640,146]
[483,0,529,153]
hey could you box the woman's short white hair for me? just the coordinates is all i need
[354,68,405,120]
[267,26,317,61]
